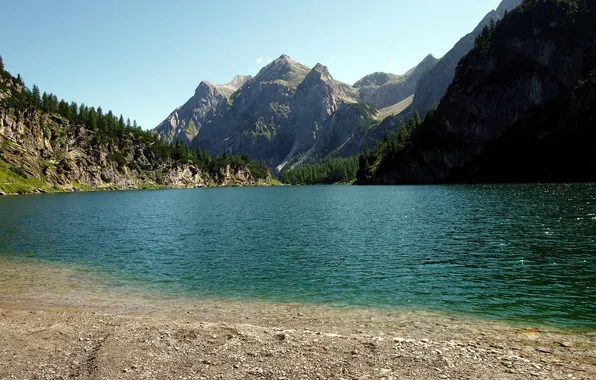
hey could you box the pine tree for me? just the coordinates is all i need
[88,107,98,130]
[31,85,41,107]
[118,115,125,130]
[50,94,58,113]
[78,103,87,122]
[413,110,422,127]
[69,102,78,121]
[41,92,49,111]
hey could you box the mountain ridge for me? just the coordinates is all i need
[153,53,435,171]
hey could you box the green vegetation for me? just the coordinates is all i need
[266,178,284,186]
[246,117,277,141]
[0,159,58,194]
[279,156,359,185]
[356,111,424,181]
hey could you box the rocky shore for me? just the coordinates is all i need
[0,260,594,380]
[0,298,594,380]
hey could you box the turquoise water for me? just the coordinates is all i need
[0,184,595,328]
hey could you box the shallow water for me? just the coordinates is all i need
[0,184,595,328]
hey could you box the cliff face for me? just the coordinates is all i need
[0,72,268,195]
[411,0,522,115]
[364,0,596,184]
[0,109,266,194]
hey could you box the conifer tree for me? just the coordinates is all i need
[31,85,41,108]
[118,115,125,130]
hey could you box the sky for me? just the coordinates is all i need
[0,0,502,130]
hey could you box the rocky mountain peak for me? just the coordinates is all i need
[224,75,252,90]
[309,63,332,81]
[193,81,225,99]
[420,54,437,65]
[254,54,310,83]
[353,72,402,88]
[195,80,216,92]
[405,54,439,78]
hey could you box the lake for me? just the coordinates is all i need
[0,184,595,328]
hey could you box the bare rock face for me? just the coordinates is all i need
[411,0,522,115]
[153,75,252,145]
[152,0,518,173]
[0,104,268,193]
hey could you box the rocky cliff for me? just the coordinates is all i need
[411,0,522,115]
[0,69,269,195]
[361,0,596,184]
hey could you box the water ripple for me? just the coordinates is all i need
[0,184,595,328]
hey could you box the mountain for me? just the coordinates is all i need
[154,54,434,171]
[153,75,251,145]
[354,54,437,110]
[0,63,270,195]
[357,0,596,184]
[411,0,522,115]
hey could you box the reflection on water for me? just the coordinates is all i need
[0,184,595,328]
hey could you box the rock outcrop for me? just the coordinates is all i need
[0,71,269,194]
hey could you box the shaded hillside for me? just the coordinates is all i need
[358,0,596,184]
[411,0,522,115]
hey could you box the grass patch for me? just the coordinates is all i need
[0,159,59,194]
[71,180,94,192]
[138,183,165,190]
[266,178,284,186]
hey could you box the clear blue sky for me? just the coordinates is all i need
[0,0,502,129]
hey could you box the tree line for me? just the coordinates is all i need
[355,110,432,182]
[279,156,359,185]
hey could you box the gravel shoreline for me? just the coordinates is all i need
[0,298,594,380]
[0,260,594,379]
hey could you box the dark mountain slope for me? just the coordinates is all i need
[411,0,522,115]
[358,0,596,184]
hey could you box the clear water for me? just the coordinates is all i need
[0,184,595,328]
